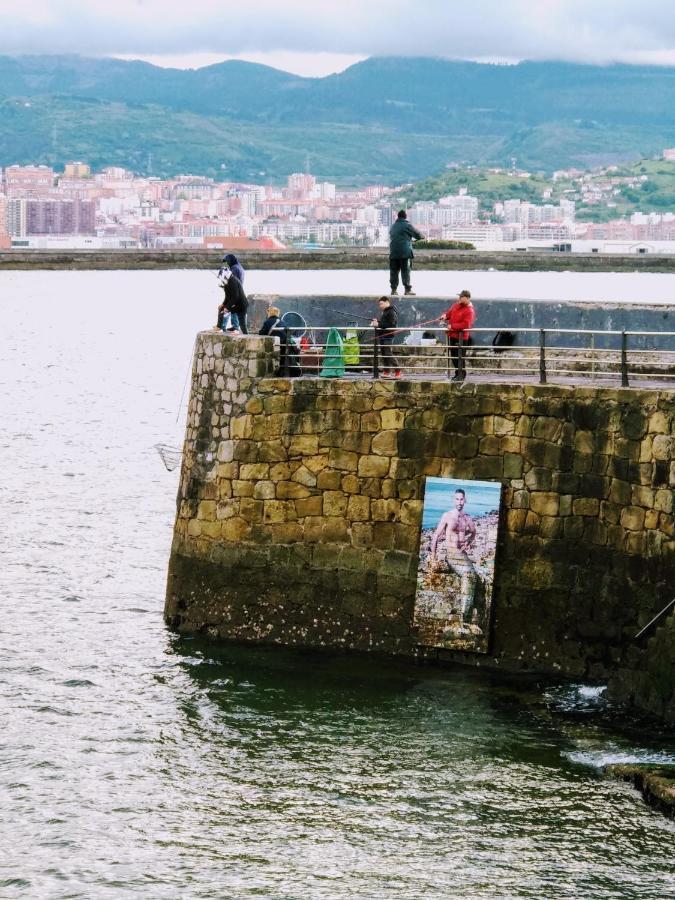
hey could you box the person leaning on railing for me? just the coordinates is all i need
[441,290,475,382]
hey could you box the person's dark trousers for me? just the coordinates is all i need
[379,335,399,371]
[449,337,466,379]
[389,257,411,292]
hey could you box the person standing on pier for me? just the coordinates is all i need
[441,290,475,381]
[371,296,402,378]
[217,266,249,334]
[389,210,423,297]
[222,253,245,285]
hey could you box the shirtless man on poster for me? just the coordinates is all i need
[429,489,478,625]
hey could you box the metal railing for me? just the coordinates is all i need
[269,325,675,387]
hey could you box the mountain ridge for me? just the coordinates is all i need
[1,54,675,181]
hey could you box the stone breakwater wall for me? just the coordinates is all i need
[165,333,674,684]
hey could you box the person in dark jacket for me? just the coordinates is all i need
[217,268,249,333]
[371,296,401,378]
[389,209,423,297]
[223,253,245,284]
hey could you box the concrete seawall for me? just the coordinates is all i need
[165,335,674,718]
[7,247,675,272]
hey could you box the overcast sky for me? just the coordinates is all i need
[2,0,675,75]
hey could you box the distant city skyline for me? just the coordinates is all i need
[3,0,675,74]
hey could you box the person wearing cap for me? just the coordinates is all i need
[388,209,423,297]
[440,290,475,381]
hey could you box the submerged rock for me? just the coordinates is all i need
[605,763,675,818]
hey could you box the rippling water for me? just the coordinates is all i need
[1,271,674,899]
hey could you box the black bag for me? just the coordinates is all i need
[492,331,515,353]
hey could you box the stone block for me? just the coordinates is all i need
[287,434,319,456]
[620,506,646,531]
[397,429,427,458]
[400,500,423,526]
[573,452,593,474]
[631,484,654,508]
[572,497,599,517]
[512,489,529,509]
[645,509,660,530]
[371,499,401,522]
[473,456,503,479]
[341,432,373,454]
[304,453,330,474]
[381,479,397,499]
[530,492,559,517]
[246,398,264,414]
[269,522,304,544]
[609,479,632,505]
[648,411,671,434]
[253,481,276,500]
[233,441,258,463]
[372,522,396,549]
[479,435,502,456]
[532,417,562,441]
[655,489,674,514]
[295,495,323,518]
[240,463,269,481]
[540,516,564,539]
[341,474,361,494]
[239,498,264,524]
[347,495,370,521]
[393,524,420,553]
[381,408,406,430]
[361,412,382,432]
[270,463,292,481]
[321,517,350,543]
[328,448,359,472]
[292,465,317,487]
[187,519,202,537]
[599,501,621,525]
[222,517,252,542]
[652,435,674,461]
[323,491,349,517]
[563,516,584,540]
[524,467,552,491]
[317,469,342,490]
[230,415,253,439]
[217,440,234,462]
[361,477,382,498]
[351,523,374,548]
[358,455,391,477]
[559,495,572,517]
[493,415,515,435]
[371,430,398,456]
[503,453,523,479]
[381,550,414,577]
[258,441,288,463]
[625,531,647,555]
[277,481,311,500]
[507,509,528,532]
[263,500,293,524]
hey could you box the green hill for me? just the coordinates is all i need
[2,55,675,182]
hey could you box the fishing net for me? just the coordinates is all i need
[154,443,183,472]
[280,310,307,337]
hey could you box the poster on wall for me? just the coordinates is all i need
[414,477,502,653]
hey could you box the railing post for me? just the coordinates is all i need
[283,327,290,377]
[620,331,629,387]
[539,329,547,384]
[446,330,451,379]
[372,327,379,379]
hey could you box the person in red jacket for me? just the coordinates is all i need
[441,290,475,381]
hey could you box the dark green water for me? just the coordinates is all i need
[1,271,674,898]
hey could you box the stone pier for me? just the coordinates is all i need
[165,333,674,714]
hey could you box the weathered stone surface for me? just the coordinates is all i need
[166,333,675,723]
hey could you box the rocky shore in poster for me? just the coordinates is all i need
[414,511,499,653]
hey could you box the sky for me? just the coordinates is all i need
[2,0,675,76]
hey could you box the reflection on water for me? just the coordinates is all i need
[1,271,674,898]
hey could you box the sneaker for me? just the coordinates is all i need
[393,370,403,378]
[390,290,398,296]
[451,373,465,382]
[404,288,416,296]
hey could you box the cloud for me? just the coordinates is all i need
[1,0,675,69]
